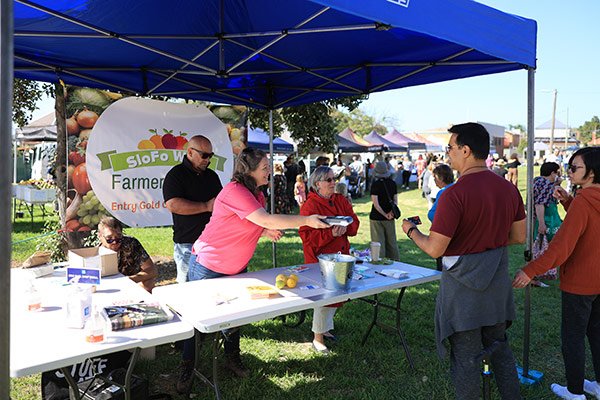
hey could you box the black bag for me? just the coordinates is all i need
[382,180,401,219]
[77,368,148,400]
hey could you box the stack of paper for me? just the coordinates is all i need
[380,269,409,279]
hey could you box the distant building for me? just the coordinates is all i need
[534,119,578,149]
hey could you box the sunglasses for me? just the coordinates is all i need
[321,177,335,183]
[568,165,584,173]
[104,236,123,244]
[190,148,214,159]
[446,144,460,152]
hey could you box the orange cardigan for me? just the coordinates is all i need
[522,186,600,295]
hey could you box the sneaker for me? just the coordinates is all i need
[585,379,600,399]
[551,383,586,400]
[223,354,250,378]
[176,360,194,394]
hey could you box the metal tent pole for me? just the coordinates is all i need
[0,0,14,396]
[269,110,277,268]
[518,67,543,385]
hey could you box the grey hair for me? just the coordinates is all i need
[308,166,332,193]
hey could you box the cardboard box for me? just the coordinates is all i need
[68,246,119,277]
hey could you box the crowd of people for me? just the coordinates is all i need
[97,124,599,399]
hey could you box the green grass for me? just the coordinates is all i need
[10,175,588,399]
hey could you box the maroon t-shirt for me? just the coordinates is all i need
[431,170,526,256]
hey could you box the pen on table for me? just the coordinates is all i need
[216,297,238,306]
[374,271,390,278]
[165,304,182,317]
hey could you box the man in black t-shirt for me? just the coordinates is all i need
[163,135,222,284]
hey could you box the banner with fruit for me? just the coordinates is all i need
[85,97,233,227]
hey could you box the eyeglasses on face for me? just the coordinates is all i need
[321,177,335,183]
[568,164,584,173]
[446,144,460,152]
[190,148,214,159]
[103,236,123,244]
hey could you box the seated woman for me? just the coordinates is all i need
[97,216,157,293]
[299,166,360,353]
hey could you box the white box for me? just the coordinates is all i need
[68,247,119,277]
[21,186,56,203]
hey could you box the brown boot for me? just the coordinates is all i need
[223,354,249,378]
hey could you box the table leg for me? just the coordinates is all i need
[359,287,415,369]
[190,330,224,399]
[123,347,141,400]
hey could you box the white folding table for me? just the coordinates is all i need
[10,268,194,400]
[153,261,441,399]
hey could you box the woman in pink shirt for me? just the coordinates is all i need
[177,147,328,390]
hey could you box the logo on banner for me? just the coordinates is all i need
[86,98,233,227]
[387,0,410,7]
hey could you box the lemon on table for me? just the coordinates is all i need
[276,273,287,282]
[286,278,297,288]
[288,274,298,282]
[276,279,286,289]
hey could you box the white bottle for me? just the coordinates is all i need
[25,281,41,312]
[84,306,109,343]
[65,284,93,328]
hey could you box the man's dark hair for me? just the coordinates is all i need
[315,156,330,167]
[232,147,267,194]
[98,216,123,232]
[540,162,560,177]
[448,122,490,160]
[570,147,600,184]
[433,164,455,185]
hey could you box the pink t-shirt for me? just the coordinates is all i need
[192,182,265,274]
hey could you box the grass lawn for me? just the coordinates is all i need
[10,172,587,399]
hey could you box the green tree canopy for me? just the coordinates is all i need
[12,79,54,128]
[578,116,600,145]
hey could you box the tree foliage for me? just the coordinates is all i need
[331,107,388,136]
[12,79,54,127]
[578,116,600,145]
[248,96,366,155]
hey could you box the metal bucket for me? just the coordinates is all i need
[317,253,355,290]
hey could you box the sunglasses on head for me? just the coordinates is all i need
[190,148,214,159]
[104,236,123,244]
[568,164,584,173]
[321,177,335,183]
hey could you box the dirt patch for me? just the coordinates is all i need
[153,255,177,287]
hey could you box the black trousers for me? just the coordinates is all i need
[561,291,600,395]
[402,170,411,187]
[448,322,522,400]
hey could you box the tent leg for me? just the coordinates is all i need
[518,67,543,386]
[269,110,277,268]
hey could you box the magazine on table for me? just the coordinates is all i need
[103,303,173,331]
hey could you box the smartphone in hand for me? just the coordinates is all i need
[406,216,422,225]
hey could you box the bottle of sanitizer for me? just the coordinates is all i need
[84,306,109,343]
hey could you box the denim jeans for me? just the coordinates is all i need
[182,257,246,362]
[561,291,600,395]
[448,322,521,400]
[173,243,193,284]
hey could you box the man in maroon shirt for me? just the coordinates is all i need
[402,123,526,399]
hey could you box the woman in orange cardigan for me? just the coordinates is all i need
[513,147,600,400]
[299,166,360,353]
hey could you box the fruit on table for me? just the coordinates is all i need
[275,273,298,289]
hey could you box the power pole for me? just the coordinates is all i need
[550,89,557,150]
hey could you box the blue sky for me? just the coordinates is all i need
[360,0,600,131]
[30,1,599,132]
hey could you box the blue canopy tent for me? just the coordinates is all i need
[1,0,539,395]
[364,130,407,152]
[247,127,294,153]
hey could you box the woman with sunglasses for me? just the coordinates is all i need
[179,147,329,384]
[299,166,360,353]
[98,216,157,292]
[513,147,600,400]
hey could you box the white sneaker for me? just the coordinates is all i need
[585,380,600,399]
[551,383,586,399]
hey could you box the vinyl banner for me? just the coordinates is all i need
[86,97,233,227]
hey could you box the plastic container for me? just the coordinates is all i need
[25,282,42,311]
[65,284,93,328]
[318,253,355,290]
[84,307,109,343]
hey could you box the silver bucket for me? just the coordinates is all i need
[317,253,355,290]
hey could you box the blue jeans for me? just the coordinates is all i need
[182,257,246,362]
[173,243,193,284]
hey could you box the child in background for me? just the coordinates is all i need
[294,174,307,207]
[335,182,352,205]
